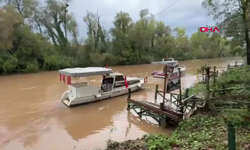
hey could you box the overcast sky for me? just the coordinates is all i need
[67,0,215,38]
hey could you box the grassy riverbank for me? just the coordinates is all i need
[105,66,250,150]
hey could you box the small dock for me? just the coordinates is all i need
[227,60,245,71]
[127,97,183,126]
[127,88,202,127]
[127,66,204,127]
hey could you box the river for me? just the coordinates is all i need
[0,57,242,150]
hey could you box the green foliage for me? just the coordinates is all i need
[2,56,18,73]
[202,0,250,61]
[219,66,250,84]
[43,55,77,70]
[170,116,226,150]
[106,138,147,150]
[0,1,240,74]
[22,60,39,73]
[224,107,250,127]
[189,83,206,96]
[144,134,170,149]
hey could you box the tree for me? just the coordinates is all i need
[0,3,240,74]
[202,0,250,64]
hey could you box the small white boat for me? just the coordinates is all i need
[59,67,146,107]
[151,60,186,89]
[151,57,178,64]
[151,58,186,77]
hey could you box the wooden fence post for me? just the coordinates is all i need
[178,68,183,113]
[127,88,131,110]
[128,88,131,99]
[212,66,216,97]
[155,84,158,100]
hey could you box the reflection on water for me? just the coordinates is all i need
[0,57,242,150]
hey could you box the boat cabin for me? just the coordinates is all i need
[58,67,111,97]
[162,58,175,62]
[101,73,140,92]
[160,62,179,73]
[58,68,140,96]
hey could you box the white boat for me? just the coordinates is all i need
[151,60,186,89]
[59,67,146,107]
[151,58,186,77]
[151,57,178,64]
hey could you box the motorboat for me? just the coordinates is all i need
[151,60,186,89]
[59,67,146,107]
[151,57,178,64]
[151,57,186,74]
[151,58,186,78]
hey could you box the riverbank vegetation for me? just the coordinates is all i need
[0,0,243,74]
[105,66,250,150]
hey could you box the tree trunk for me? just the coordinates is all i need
[242,9,250,65]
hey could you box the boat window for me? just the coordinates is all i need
[102,77,114,92]
[115,75,125,82]
[103,77,113,84]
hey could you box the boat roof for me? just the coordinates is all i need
[58,67,113,77]
[151,58,178,64]
[162,58,175,60]
[151,61,178,66]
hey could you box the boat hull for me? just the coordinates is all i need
[61,80,144,107]
[152,66,185,78]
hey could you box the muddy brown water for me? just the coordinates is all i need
[0,57,242,150]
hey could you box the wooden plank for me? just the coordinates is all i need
[182,95,196,102]
[128,99,182,120]
[128,99,179,119]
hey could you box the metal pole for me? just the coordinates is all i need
[162,74,167,107]
[213,66,216,97]
[228,122,236,150]
[178,68,183,112]
[128,88,131,99]
[127,88,131,110]
[155,84,158,100]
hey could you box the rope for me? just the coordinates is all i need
[0,102,62,148]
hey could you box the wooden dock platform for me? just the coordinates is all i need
[128,98,182,119]
[227,60,245,71]
[126,66,205,128]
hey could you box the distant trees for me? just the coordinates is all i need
[0,0,239,74]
